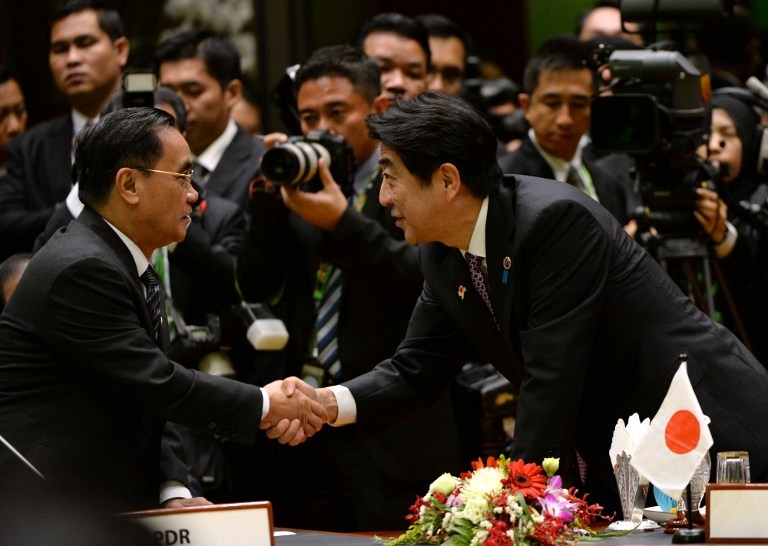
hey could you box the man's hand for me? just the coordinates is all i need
[163,497,213,509]
[280,159,348,231]
[261,377,328,445]
[316,387,339,424]
[694,187,728,244]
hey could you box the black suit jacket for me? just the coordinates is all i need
[344,175,768,508]
[0,207,263,510]
[0,115,73,261]
[239,173,461,483]
[205,127,265,207]
[498,135,638,225]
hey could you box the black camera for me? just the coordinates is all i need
[588,0,733,237]
[260,129,355,197]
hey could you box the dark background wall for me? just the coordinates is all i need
[2,0,767,133]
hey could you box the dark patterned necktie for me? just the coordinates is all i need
[140,265,163,342]
[566,164,585,191]
[465,252,498,328]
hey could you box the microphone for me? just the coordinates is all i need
[746,76,768,103]
[0,433,45,479]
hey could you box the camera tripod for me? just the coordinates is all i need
[644,232,752,351]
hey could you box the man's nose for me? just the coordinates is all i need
[379,180,392,206]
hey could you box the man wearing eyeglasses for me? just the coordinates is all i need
[0,108,326,512]
[415,14,469,97]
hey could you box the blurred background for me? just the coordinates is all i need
[2,0,768,133]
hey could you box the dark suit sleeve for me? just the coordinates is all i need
[325,205,422,303]
[38,255,263,443]
[343,274,471,434]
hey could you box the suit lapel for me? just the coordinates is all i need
[77,208,170,351]
[486,179,517,333]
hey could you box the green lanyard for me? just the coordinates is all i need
[312,166,378,303]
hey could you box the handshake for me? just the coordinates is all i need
[260,377,338,446]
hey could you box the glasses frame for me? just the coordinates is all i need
[130,166,194,186]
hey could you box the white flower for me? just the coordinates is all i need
[430,473,459,496]
[461,467,504,503]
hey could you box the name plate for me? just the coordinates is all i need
[124,501,274,546]
[706,484,768,543]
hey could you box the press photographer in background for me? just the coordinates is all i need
[697,88,768,366]
[235,45,462,531]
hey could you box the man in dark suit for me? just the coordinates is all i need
[238,45,462,531]
[0,0,129,262]
[498,35,638,229]
[154,30,264,208]
[285,92,768,514]
[0,108,324,512]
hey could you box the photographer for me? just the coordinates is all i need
[699,90,768,366]
[235,45,461,531]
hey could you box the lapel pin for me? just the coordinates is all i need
[458,285,466,300]
[502,256,511,285]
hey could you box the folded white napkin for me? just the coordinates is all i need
[609,413,650,466]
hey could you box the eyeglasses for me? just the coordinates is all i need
[130,166,194,187]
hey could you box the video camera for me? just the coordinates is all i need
[260,129,356,197]
[589,0,733,238]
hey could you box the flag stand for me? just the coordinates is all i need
[672,484,705,543]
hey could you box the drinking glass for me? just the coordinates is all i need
[716,451,751,484]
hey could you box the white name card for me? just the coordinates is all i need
[124,501,274,546]
[706,484,768,543]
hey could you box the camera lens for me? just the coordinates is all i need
[261,141,331,185]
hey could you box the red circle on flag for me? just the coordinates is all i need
[664,410,701,454]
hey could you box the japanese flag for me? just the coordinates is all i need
[630,362,713,501]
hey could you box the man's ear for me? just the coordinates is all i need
[224,78,243,111]
[115,167,140,205]
[518,93,530,113]
[114,36,130,70]
[436,162,462,201]
[372,94,389,113]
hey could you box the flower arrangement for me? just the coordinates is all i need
[382,455,609,546]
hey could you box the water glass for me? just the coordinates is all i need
[716,451,751,484]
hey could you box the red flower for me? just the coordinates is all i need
[462,456,500,479]
[501,459,547,499]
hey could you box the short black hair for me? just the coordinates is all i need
[355,12,431,69]
[154,30,241,90]
[415,13,471,56]
[49,0,125,42]
[523,35,597,94]
[294,45,381,104]
[0,65,15,86]
[76,108,177,208]
[366,91,501,198]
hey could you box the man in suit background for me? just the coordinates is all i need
[0,107,324,512]
[154,30,265,208]
[498,35,638,229]
[0,0,129,262]
[237,45,462,531]
[290,92,768,514]
[355,13,430,110]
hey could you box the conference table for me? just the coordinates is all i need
[275,527,682,545]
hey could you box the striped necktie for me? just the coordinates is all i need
[314,267,344,385]
[140,265,163,343]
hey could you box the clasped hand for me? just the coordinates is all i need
[261,377,329,446]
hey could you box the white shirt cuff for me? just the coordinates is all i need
[159,481,192,505]
[260,387,270,422]
[327,385,357,426]
[715,221,737,258]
